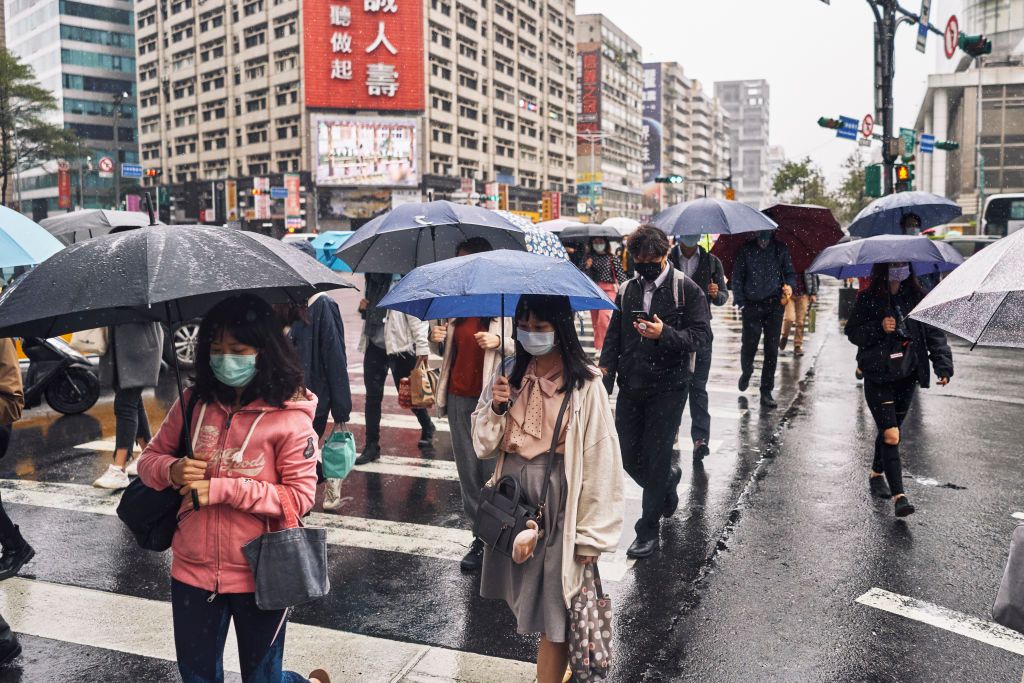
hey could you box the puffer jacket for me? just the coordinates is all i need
[137,388,319,595]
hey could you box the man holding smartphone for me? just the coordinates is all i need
[600,225,712,560]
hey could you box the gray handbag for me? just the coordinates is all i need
[994,524,1024,633]
[242,485,330,611]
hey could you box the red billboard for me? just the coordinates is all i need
[577,45,602,142]
[303,0,425,111]
[57,165,71,209]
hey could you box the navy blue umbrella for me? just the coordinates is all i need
[808,234,964,279]
[650,198,778,237]
[336,201,527,273]
[377,250,616,320]
[848,191,962,237]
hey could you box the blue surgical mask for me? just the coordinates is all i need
[210,353,258,387]
[517,329,556,357]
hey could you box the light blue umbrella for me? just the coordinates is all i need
[848,191,962,238]
[310,231,354,272]
[808,234,964,279]
[0,205,64,268]
[650,198,777,237]
[377,250,616,320]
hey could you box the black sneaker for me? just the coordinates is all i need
[869,475,892,499]
[418,422,436,447]
[779,334,788,351]
[738,372,751,392]
[894,496,916,518]
[760,393,778,409]
[460,538,484,573]
[0,542,34,581]
[794,346,804,357]
[693,441,711,462]
[354,442,381,466]
[0,637,21,666]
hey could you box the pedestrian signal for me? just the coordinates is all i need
[725,188,736,200]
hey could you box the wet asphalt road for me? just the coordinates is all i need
[2,282,1024,681]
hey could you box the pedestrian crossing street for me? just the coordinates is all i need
[2,303,823,681]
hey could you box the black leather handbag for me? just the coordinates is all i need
[474,391,571,558]
[116,391,200,551]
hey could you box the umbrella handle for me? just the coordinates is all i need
[499,294,509,414]
[166,300,199,512]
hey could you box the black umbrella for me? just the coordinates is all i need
[0,224,355,339]
[559,224,623,241]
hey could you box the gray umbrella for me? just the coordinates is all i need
[650,198,778,237]
[0,224,354,339]
[40,209,162,245]
[559,224,622,241]
[909,230,1024,348]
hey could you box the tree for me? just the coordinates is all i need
[834,150,873,224]
[770,157,838,211]
[0,49,77,206]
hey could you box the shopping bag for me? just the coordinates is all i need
[322,427,356,480]
[409,363,438,408]
[568,564,613,680]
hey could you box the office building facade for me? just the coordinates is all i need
[715,78,770,208]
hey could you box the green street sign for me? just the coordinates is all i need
[865,164,883,198]
[900,128,917,160]
[157,187,169,207]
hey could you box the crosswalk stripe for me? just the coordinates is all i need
[0,577,535,681]
[0,479,632,582]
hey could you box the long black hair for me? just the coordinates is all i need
[866,263,924,297]
[193,294,305,408]
[509,294,594,393]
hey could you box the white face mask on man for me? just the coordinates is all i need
[517,329,556,356]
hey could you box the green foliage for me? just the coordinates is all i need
[770,152,874,225]
[0,49,78,205]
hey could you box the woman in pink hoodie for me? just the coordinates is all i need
[137,294,329,683]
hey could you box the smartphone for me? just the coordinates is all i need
[631,310,647,323]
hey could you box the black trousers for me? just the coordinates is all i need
[740,300,785,393]
[615,385,688,541]
[864,375,918,496]
[113,386,152,453]
[363,342,431,445]
[0,425,19,548]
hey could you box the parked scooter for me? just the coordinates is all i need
[22,337,100,414]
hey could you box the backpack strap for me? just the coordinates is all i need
[671,268,686,311]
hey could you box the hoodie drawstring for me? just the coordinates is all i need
[234,412,267,463]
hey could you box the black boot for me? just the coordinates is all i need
[418,421,436,447]
[355,442,381,466]
[0,526,34,581]
[460,538,484,573]
[0,636,21,666]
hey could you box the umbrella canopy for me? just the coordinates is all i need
[336,201,527,272]
[560,224,622,241]
[524,226,569,260]
[0,205,64,269]
[848,191,962,238]
[0,224,354,339]
[536,218,586,234]
[310,231,355,272]
[40,209,160,244]
[650,198,778,238]
[602,217,640,236]
[909,230,1024,348]
[712,204,843,276]
[377,250,617,320]
[808,234,964,279]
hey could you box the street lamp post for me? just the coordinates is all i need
[111,91,128,210]
[577,131,614,221]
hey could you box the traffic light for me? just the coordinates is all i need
[817,117,843,130]
[724,187,736,201]
[252,188,266,196]
[895,164,912,192]
[935,140,960,151]
[958,33,992,58]
[655,175,684,184]
[144,168,161,177]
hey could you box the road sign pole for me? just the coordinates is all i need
[874,0,898,195]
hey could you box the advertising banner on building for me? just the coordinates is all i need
[57,165,71,209]
[284,173,302,230]
[303,0,425,111]
[254,177,271,220]
[225,180,239,221]
[642,64,663,184]
[313,115,418,187]
[577,45,602,148]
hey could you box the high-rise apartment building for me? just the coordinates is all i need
[133,0,578,229]
[576,13,644,220]
[642,62,693,211]
[5,0,138,220]
[688,80,730,200]
[715,79,770,208]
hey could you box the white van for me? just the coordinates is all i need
[982,194,1024,237]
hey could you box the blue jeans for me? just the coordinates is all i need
[171,580,307,683]
[689,344,713,444]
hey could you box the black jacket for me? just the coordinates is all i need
[669,245,729,311]
[599,266,713,393]
[289,295,352,427]
[731,239,796,307]
[844,284,953,388]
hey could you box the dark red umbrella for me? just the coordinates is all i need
[711,204,843,279]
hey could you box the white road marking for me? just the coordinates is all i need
[0,577,535,682]
[1013,512,1024,521]
[0,479,631,582]
[856,587,1024,656]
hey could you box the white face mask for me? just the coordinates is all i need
[888,265,911,283]
[517,329,556,356]
[592,242,607,254]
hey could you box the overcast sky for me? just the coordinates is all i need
[575,0,964,185]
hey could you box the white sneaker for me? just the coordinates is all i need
[125,458,139,477]
[322,479,344,512]
[93,464,130,490]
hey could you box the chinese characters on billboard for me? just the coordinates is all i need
[314,115,418,187]
[303,0,425,111]
[642,64,663,184]
[576,46,602,151]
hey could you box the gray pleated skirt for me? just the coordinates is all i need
[480,451,568,642]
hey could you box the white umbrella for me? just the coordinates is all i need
[40,209,161,244]
[536,218,586,234]
[602,217,640,236]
